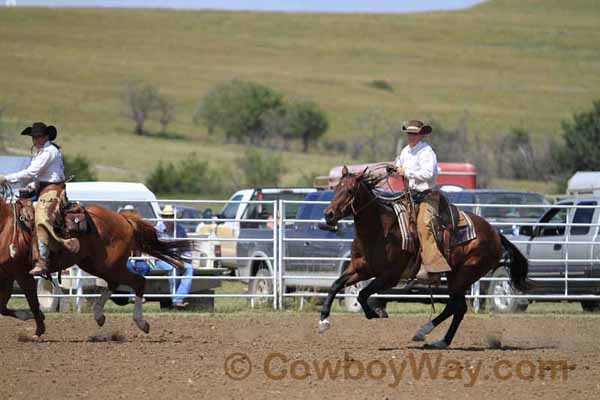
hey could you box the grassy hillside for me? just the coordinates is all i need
[0,0,599,188]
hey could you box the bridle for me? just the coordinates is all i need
[338,175,386,218]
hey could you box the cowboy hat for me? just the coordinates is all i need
[160,204,175,216]
[20,122,58,141]
[401,120,432,135]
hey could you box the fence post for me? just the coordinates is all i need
[278,200,285,310]
[272,200,278,310]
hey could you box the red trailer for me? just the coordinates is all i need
[328,162,477,191]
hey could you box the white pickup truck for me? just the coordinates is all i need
[195,188,317,272]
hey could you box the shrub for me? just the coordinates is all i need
[236,149,286,187]
[146,154,230,197]
[63,155,97,182]
[366,80,394,92]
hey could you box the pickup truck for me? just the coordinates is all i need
[196,188,316,272]
[504,195,600,312]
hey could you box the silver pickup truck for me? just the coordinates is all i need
[498,195,600,312]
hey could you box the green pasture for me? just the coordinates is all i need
[1,0,599,188]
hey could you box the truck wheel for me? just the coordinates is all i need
[160,299,173,310]
[248,266,273,308]
[486,268,528,313]
[581,301,600,312]
[37,279,61,313]
[110,291,131,306]
[342,281,367,313]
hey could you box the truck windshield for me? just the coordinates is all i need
[477,193,548,219]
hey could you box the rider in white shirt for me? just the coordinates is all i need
[0,122,71,275]
[389,120,451,284]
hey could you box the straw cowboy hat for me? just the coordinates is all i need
[401,120,432,135]
[160,204,175,216]
[21,122,58,141]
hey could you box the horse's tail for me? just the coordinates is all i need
[499,233,531,292]
[121,211,195,269]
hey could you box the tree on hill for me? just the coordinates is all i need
[285,99,329,153]
[194,79,282,144]
[120,80,175,136]
[553,99,600,174]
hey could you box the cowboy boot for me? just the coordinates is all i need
[29,241,50,276]
[415,266,443,286]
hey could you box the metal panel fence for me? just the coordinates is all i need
[13,198,600,312]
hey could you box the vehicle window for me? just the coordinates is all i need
[538,203,572,237]
[477,193,548,219]
[244,192,311,222]
[79,201,157,220]
[221,194,243,220]
[570,201,597,236]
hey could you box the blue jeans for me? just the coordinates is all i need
[127,258,194,304]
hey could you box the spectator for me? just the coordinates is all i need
[155,204,194,308]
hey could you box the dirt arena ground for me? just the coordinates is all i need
[1,312,598,399]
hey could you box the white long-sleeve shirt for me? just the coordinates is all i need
[395,140,439,192]
[5,141,65,185]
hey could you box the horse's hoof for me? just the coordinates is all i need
[412,321,434,342]
[31,334,41,341]
[135,320,150,334]
[318,319,331,334]
[95,315,106,327]
[424,340,448,350]
[374,308,389,318]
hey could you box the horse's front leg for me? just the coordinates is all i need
[17,275,46,338]
[318,267,366,334]
[357,277,387,319]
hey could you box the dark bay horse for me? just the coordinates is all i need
[0,184,193,337]
[318,167,530,349]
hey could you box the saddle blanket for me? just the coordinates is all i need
[392,203,477,251]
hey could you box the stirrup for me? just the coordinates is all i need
[29,264,49,277]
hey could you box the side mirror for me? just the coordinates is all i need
[519,225,534,236]
[202,208,213,219]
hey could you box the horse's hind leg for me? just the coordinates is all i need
[117,268,149,334]
[17,275,46,337]
[319,269,365,333]
[92,284,116,327]
[422,293,467,349]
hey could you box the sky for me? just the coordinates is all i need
[6,0,484,13]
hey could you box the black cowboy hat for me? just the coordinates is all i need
[401,120,432,135]
[20,122,57,141]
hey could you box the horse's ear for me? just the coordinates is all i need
[342,166,349,176]
[360,166,369,176]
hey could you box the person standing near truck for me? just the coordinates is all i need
[387,120,451,285]
[155,205,194,308]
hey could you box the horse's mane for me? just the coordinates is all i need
[354,171,385,191]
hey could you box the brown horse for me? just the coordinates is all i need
[0,185,194,337]
[0,195,45,337]
[318,167,530,349]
